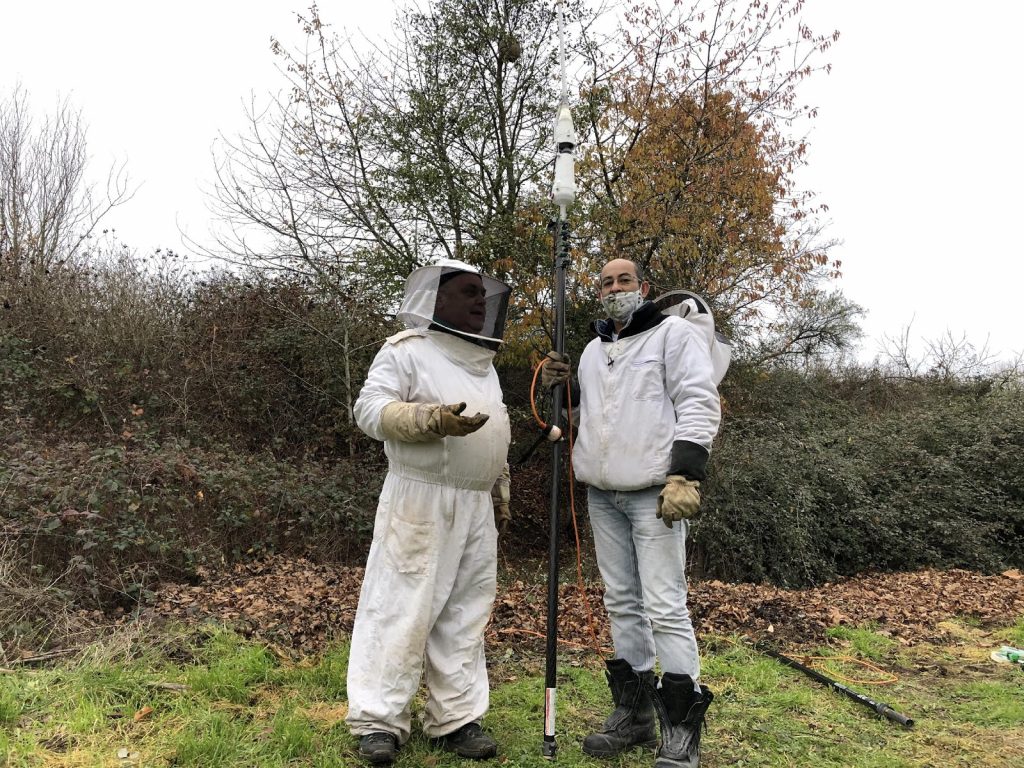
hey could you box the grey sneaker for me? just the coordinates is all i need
[358,731,397,764]
[433,721,498,759]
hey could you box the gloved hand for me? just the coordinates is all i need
[656,476,701,528]
[379,401,489,442]
[491,463,511,535]
[540,351,571,389]
[437,402,490,436]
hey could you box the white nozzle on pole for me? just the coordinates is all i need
[550,0,576,210]
[551,104,576,207]
[554,104,576,148]
[552,155,575,208]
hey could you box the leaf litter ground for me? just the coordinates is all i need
[142,556,1024,658]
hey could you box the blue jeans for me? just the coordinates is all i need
[587,485,700,680]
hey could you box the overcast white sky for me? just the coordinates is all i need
[2,1,1022,364]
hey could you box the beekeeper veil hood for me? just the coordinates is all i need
[397,258,511,347]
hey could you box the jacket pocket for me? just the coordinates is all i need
[629,357,664,401]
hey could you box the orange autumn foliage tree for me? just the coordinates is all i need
[570,0,840,338]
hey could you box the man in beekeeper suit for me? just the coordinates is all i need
[345,258,512,764]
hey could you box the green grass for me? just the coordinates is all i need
[0,620,1022,767]
[825,623,898,661]
[0,680,23,725]
[1006,616,1024,648]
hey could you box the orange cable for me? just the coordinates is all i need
[796,654,899,686]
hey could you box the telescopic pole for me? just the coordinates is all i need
[543,0,576,759]
[542,214,567,760]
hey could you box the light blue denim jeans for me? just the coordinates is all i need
[587,485,701,681]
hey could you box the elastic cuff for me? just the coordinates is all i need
[669,440,709,481]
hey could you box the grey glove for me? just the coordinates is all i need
[541,351,571,389]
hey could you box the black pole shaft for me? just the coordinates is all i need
[542,216,570,759]
[762,647,914,728]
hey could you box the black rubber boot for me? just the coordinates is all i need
[648,673,713,768]
[581,658,658,757]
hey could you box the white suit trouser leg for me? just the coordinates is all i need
[346,473,497,744]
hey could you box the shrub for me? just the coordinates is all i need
[0,251,394,456]
[0,423,384,610]
[5,251,1024,598]
[695,368,1024,586]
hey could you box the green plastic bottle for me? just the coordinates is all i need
[993,645,1024,664]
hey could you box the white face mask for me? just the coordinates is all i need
[601,290,643,323]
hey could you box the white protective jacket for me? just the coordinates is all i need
[572,303,721,491]
[354,329,511,489]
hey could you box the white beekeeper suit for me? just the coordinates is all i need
[346,259,512,748]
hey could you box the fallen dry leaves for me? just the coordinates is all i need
[144,557,1024,657]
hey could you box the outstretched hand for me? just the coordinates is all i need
[438,402,489,437]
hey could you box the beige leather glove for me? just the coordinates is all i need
[540,351,570,389]
[656,476,701,528]
[379,401,489,442]
[491,463,511,534]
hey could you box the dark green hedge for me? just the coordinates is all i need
[4,260,1023,601]
[0,429,384,609]
[694,366,1024,586]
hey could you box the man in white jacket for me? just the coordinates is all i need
[543,258,721,768]
[346,259,512,764]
